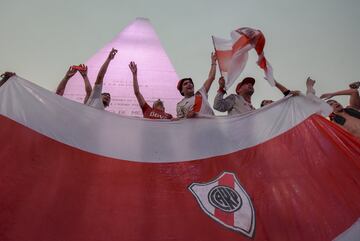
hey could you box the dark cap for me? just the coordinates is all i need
[177,78,193,96]
[236,77,255,93]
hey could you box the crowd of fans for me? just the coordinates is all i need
[1,49,359,138]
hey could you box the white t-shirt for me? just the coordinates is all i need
[176,86,214,118]
[86,84,105,110]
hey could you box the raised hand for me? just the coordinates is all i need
[78,64,88,77]
[218,76,225,89]
[65,67,77,79]
[349,81,360,89]
[129,61,137,75]
[306,77,315,88]
[108,48,118,60]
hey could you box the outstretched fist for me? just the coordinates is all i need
[218,76,225,88]
[129,61,137,75]
[108,48,118,60]
[78,64,88,77]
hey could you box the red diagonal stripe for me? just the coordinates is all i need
[214,173,235,226]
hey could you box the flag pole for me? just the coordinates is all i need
[211,35,224,79]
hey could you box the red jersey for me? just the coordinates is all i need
[141,103,173,120]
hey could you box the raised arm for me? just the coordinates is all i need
[275,80,288,94]
[95,48,118,86]
[306,77,316,95]
[203,52,217,94]
[78,64,92,104]
[213,77,235,112]
[129,61,146,108]
[274,80,300,96]
[56,67,77,96]
[321,88,360,109]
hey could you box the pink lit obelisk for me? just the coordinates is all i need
[64,18,182,116]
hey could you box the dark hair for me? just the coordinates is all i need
[177,78,193,96]
[153,99,164,108]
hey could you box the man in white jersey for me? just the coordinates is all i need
[176,53,217,118]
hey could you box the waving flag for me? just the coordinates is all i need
[213,27,275,89]
[1,76,360,241]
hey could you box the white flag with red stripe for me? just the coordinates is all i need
[1,76,360,241]
[213,27,275,89]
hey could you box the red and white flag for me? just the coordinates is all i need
[213,27,275,89]
[1,76,360,241]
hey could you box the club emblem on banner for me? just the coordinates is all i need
[188,172,255,238]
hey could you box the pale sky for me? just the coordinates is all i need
[1,0,359,109]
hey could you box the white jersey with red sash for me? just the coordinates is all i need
[176,86,214,118]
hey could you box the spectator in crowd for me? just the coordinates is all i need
[321,81,360,138]
[56,64,92,103]
[213,76,256,114]
[0,72,16,87]
[176,53,217,118]
[129,61,173,119]
[85,48,117,110]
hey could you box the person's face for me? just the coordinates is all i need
[153,101,165,112]
[327,100,343,112]
[181,79,194,96]
[101,93,111,107]
[262,100,274,107]
[239,83,254,96]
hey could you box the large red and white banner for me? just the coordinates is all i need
[0,76,360,241]
[213,27,275,89]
